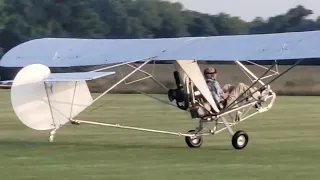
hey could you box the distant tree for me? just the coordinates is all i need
[0,1,320,55]
[249,5,317,34]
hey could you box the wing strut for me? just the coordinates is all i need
[89,58,152,106]
[235,61,266,86]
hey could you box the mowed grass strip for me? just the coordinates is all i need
[0,90,319,179]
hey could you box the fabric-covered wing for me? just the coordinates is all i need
[1,30,320,67]
[0,37,194,67]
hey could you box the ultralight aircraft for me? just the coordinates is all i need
[0,30,318,149]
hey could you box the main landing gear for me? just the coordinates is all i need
[184,129,249,150]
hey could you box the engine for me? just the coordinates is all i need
[167,71,189,110]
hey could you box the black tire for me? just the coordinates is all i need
[232,130,249,149]
[185,130,203,148]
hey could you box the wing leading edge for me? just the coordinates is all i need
[1,30,320,68]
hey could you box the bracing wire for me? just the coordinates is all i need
[219,59,303,114]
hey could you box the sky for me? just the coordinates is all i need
[167,0,320,21]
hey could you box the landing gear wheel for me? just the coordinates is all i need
[232,130,248,149]
[185,130,203,148]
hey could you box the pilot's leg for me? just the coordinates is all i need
[225,82,260,107]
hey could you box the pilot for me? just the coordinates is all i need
[203,67,262,109]
[203,67,224,107]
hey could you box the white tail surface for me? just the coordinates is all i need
[10,64,93,130]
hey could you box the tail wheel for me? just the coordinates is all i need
[232,130,249,149]
[185,130,203,148]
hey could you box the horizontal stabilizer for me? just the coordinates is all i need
[44,71,115,82]
[0,71,115,83]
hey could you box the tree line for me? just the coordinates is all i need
[0,0,319,56]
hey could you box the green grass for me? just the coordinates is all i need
[0,90,320,179]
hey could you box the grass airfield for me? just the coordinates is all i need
[0,90,319,180]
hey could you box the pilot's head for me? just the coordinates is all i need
[203,67,217,80]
